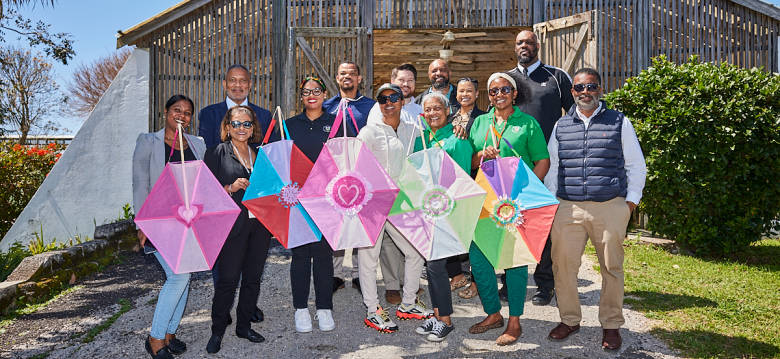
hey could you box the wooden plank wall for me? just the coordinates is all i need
[283,0,366,115]
[133,0,780,131]
[651,0,780,71]
[373,28,524,112]
[548,0,779,92]
[138,0,274,133]
[374,0,533,28]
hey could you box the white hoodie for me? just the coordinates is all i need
[357,111,420,182]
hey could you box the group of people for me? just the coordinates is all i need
[132,29,647,358]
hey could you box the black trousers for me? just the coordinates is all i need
[291,239,334,310]
[446,254,469,278]
[211,219,271,335]
[426,257,454,317]
[532,235,554,290]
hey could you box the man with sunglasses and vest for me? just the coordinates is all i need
[505,30,576,306]
[198,64,277,325]
[544,68,646,352]
[323,61,377,295]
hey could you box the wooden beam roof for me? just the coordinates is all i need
[116,0,211,48]
[733,0,780,22]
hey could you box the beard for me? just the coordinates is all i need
[340,83,355,92]
[516,47,538,64]
[575,94,600,111]
[432,77,449,90]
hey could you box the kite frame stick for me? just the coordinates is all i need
[175,121,191,210]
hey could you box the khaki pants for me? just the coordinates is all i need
[551,197,630,329]
[379,234,404,290]
[333,249,359,279]
[358,220,424,312]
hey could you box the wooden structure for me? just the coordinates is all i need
[117,0,780,131]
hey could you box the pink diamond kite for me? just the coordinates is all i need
[136,130,240,274]
[298,99,399,250]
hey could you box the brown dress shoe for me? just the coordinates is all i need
[602,329,622,351]
[385,289,401,304]
[548,322,580,341]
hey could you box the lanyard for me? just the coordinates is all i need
[231,142,254,174]
[490,115,509,149]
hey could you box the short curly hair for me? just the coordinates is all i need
[220,106,263,144]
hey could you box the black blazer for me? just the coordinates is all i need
[448,107,487,134]
[204,142,260,238]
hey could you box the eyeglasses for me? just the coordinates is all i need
[573,83,600,93]
[230,121,254,129]
[488,86,514,96]
[301,87,323,96]
[377,93,401,104]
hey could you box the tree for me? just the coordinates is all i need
[65,47,133,118]
[0,46,64,144]
[0,0,75,65]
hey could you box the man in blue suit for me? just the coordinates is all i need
[198,64,270,324]
[198,64,278,148]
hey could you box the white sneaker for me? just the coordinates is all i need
[416,317,439,335]
[314,309,335,331]
[295,308,313,333]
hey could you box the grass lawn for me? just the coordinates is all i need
[587,237,780,358]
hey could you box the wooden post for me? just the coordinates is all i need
[363,0,374,97]
[273,0,287,111]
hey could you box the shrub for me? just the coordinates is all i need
[0,142,63,239]
[0,242,30,282]
[605,56,780,254]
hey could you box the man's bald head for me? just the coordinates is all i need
[515,30,540,65]
[427,59,451,90]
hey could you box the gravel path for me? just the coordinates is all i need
[2,241,680,358]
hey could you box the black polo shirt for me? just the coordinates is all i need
[506,63,575,142]
[284,111,356,163]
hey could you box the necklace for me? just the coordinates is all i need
[231,141,253,174]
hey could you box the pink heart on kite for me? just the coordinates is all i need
[338,184,360,206]
[173,204,203,226]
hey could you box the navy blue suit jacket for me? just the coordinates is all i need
[197,101,279,148]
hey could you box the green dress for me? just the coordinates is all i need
[412,123,473,173]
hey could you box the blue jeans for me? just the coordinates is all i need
[151,252,191,340]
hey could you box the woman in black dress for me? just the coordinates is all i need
[204,106,272,353]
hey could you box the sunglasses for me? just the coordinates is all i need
[301,87,323,96]
[377,93,401,104]
[488,86,514,96]
[230,120,254,129]
[573,83,600,93]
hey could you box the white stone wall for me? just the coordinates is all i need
[0,49,150,251]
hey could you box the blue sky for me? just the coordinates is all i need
[14,0,181,134]
[12,0,780,134]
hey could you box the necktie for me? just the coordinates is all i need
[522,68,528,77]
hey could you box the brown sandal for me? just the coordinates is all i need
[450,275,469,291]
[458,285,478,299]
[468,317,505,334]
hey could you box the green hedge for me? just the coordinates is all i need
[605,56,780,254]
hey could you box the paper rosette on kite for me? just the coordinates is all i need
[298,99,399,250]
[473,157,559,270]
[387,147,486,261]
[242,108,323,249]
[135,124,240,274]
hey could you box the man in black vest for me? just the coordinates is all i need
[505,29,576,306]
[544,68,646,351]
